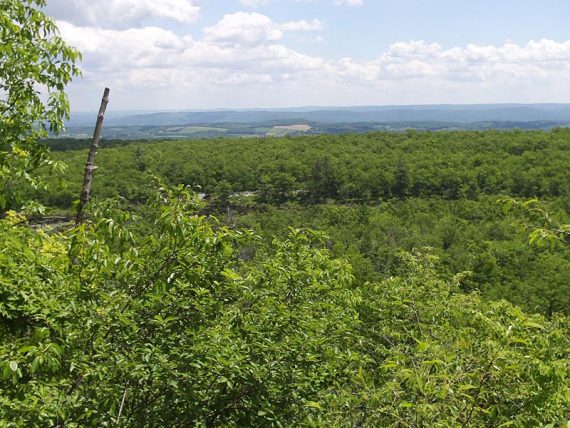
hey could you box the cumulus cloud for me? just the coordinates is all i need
[203,12,283,46]
[203,12,322,46]
[58,13,325,89]
[376,39,570,82]
[280,19,323,32]
[61,9,570,89]
[54,5,570,108]
[58,22,191,72]
[45,0,200,28]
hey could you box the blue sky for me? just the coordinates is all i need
[201,0,570,59]
[45,0,570,111]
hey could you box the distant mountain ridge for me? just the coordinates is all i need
[67,104,570,127]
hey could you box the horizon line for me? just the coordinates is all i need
[70,102,570,114]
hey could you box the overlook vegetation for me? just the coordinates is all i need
[4,129,570,425]
[1,1,570,426]
[3,185,569,426]
[27,130,570,318]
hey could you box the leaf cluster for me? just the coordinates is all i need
[0,0,80,211]
[1,184,569,426]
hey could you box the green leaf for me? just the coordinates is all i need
[221,269,242,281]
[523,322,545,330]
[31,358,40,374]
[305,401,322,410]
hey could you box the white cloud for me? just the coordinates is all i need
[57,14,325,90]
[58,22,190,72]
[45,0,200,29]
[334,0,364,6]
[376,39,570,82]
[280,19,323,32]
[203,12,283,46]
[240,0,270,6]
[55,6,570,109]
[203,12,322,46]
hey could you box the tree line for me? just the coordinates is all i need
[28,128,570,210]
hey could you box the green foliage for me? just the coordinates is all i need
[1,3,568,423]
[502,196,570,248]
[0,0,81,211]
[38,129,570,207]
[0,184,363,425]
[331,252,570,427]
[1,190,569,425]
[235,197,570,318]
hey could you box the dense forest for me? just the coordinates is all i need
[2,1,570,426]
[26,130,570,318]
[3,129,569,425]
[37,128,570,205]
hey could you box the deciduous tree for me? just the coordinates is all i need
[0,0,81,211]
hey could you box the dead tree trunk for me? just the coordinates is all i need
[75,87,110,225]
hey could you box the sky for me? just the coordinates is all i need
[43,0,570,112]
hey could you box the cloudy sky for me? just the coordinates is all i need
[44,0,570,111]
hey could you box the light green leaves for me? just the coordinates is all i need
[0,0,81,211]
[1,183,569,426]
[304,401,322,410]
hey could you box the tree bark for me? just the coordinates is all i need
[75,87,110,225]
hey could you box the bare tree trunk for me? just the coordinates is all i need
[75,87,110,225]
